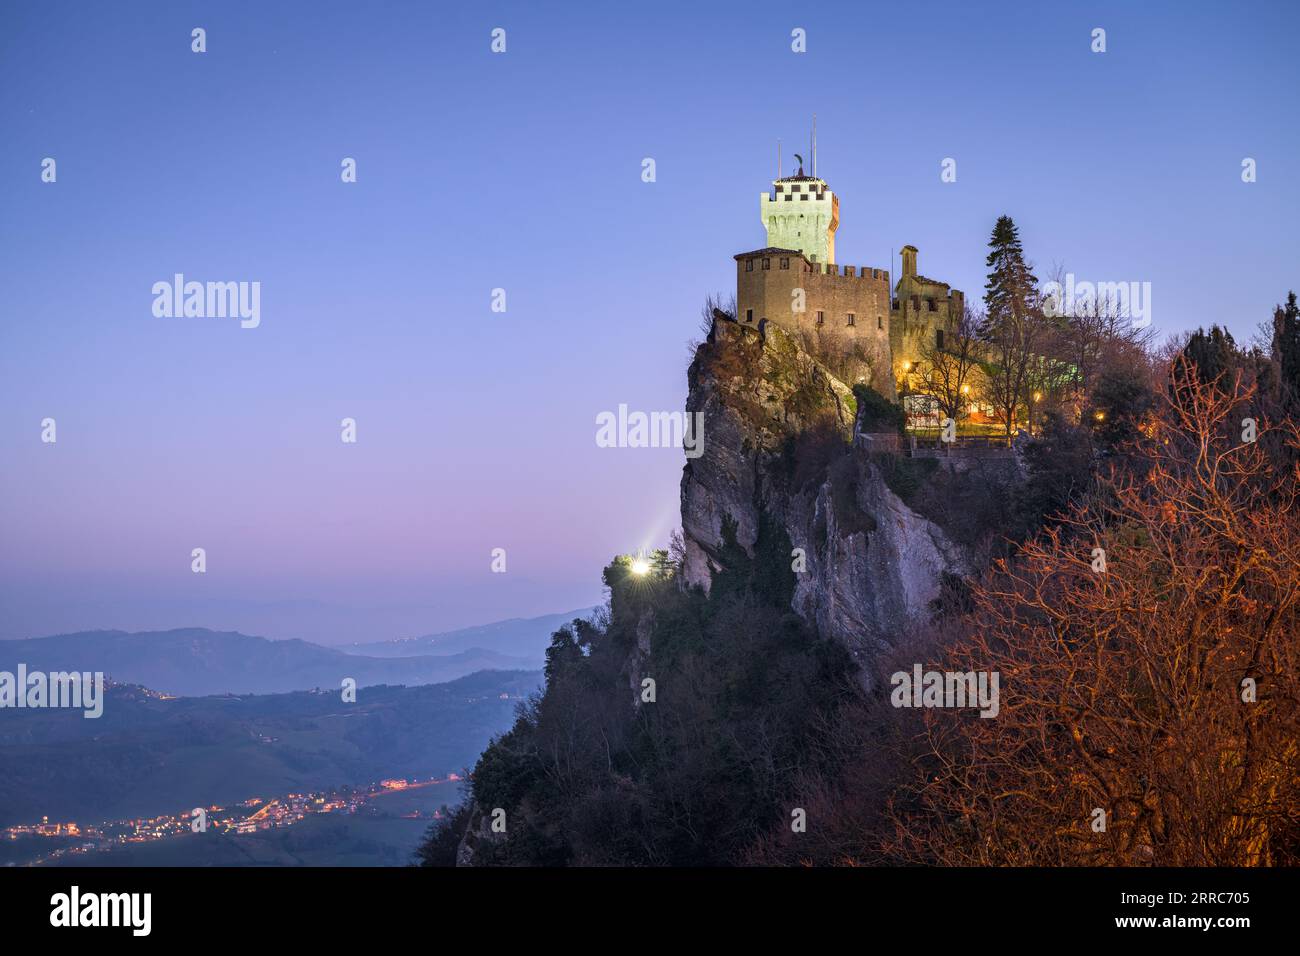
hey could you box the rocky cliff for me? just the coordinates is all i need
[679,316,969,678]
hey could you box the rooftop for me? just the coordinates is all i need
[734,247,805,260]
[906,274,951,289]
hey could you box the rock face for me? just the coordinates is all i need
[680,317,968,677]
[455,803,504,866]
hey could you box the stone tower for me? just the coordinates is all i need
[759,162,839,264]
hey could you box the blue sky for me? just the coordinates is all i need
[1,0,1296,642]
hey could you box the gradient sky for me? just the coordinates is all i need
[2,0,1297,643]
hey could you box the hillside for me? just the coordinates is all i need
[680,316,1004,673]
[0,670,540,828]
[438,305,1300,868]
[449,315,992,865]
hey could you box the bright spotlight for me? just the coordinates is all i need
[631,558,651,576]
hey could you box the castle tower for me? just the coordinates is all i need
[900,245,917,279]
[759,159,839,264]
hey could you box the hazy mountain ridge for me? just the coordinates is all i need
[0,627,538,696]
[343,607,601,659]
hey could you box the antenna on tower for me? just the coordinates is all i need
[813,113,817,178]
[777,139,782,178]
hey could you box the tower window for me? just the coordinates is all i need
[780,257,789,270]
[745,259,753,272]
[800,194,808,201]
[847,313,856,327]
[927,298,937,312]
[936,329,945,349]
[762,258,770,270]
[877,315,883,330]
[746,309,753,323]
[816,310,824,327]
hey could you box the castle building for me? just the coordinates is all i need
[733,162,964,400]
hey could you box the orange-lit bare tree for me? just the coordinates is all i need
[915,306,983,424]
[881,364,1300,865]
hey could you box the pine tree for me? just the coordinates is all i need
[979,216,1042,436]
[1180,325,1238,389]
[1272,290,1300,409]
[982,215,1038,335]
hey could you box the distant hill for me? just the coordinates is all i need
[343,607,600,659]
[0,670,540,829]
[0,627,538,696]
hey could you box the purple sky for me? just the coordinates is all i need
[1,0,1297,642]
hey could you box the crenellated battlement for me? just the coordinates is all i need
[760,175,839,264]
[805,262,890,282]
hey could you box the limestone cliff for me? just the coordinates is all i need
[679,316,969,677]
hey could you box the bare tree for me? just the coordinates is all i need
[1044,264,1156,405]
[978,304,1042,439]
[881,371,1300,865]
[915,306,983,423]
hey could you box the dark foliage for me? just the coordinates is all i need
[1274,291,1300,412]
[446,523,859,866]
[852,383,906,435]
[1086,365,1158,455]
[1015,410,1095,533]
[413,802,472,867]
[1175,325,1239,395]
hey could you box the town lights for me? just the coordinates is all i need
[961,384,970,395]
[1033,391,1042,402]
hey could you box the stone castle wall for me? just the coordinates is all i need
[735,249,895,396]
[890,288,966,374]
